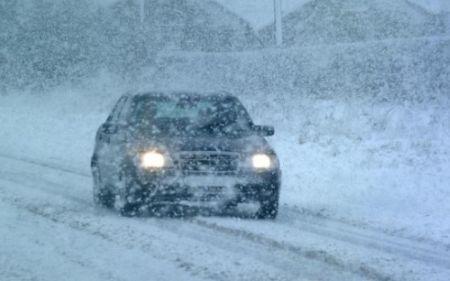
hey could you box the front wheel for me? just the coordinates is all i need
[116,167,144,217]
[119,203,143,217]
[92,163,115,209]
[93,188,115,209]
[256,191,279,219]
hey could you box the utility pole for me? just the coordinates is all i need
[139,0,145,24]
[274,0,283,47]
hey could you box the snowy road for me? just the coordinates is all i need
[1,154,449,281]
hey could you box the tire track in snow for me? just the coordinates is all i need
[283,206,450,254]
[190,219,394,281]
[0,200,131,281]
[0,155,367,280]
[0,152,90,177]
[1,152,447,263]
[1,153,444,280]
[0,177,359,281]
[0,191,256,281]
[278,208,450,269]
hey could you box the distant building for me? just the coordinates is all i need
[259,0,447,47]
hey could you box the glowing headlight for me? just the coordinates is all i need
[252,154,271,169]
[140,151,165,169]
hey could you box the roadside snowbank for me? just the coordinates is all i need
[277,97,450,244]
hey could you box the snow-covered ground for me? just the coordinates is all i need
[1,78,449,241]
[1,93,450,281]
[1,17,449,281]
[1,74,449,280]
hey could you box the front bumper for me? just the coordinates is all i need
[126,169,280,206]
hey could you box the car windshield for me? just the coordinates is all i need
[128,95,253,137]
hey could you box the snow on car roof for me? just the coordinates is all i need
[128,91,237,100]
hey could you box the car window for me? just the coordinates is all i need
[128,95,253,137]
[106,96,127,123]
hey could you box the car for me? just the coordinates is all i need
[91,92,281,218]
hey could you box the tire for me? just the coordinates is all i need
[119,203,142,217]
[93,188,115,209]
[92,163,115,209]
[257,191,279,219]
[117,166,143,217]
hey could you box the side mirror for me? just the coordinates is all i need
[101,123,119,135]
[252,125,275,137]
[99,123,128,143]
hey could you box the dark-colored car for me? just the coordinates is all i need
[91,92,281,218]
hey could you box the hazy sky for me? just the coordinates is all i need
[411,0,450,13]
[93,0,450,29]
[215,0,308,28]
[216,0,449,29]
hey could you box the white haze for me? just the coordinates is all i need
[1,1,449,281]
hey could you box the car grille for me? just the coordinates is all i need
[178,152,239,174]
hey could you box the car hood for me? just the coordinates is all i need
[128,134,274,155]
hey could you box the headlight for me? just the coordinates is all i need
[252,154,272,169]
[140,151,165,169]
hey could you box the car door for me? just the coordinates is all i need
[97,96,129,187]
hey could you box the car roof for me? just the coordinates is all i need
[125,91,237,101]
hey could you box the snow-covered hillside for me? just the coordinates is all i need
[0,0,259,91]
[259,0,448,46]
[215,0,309,28]
[410,0,450,13]
[215,0,450,29]
[153,37,450,101]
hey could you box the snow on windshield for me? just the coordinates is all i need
[129,95,253,136]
